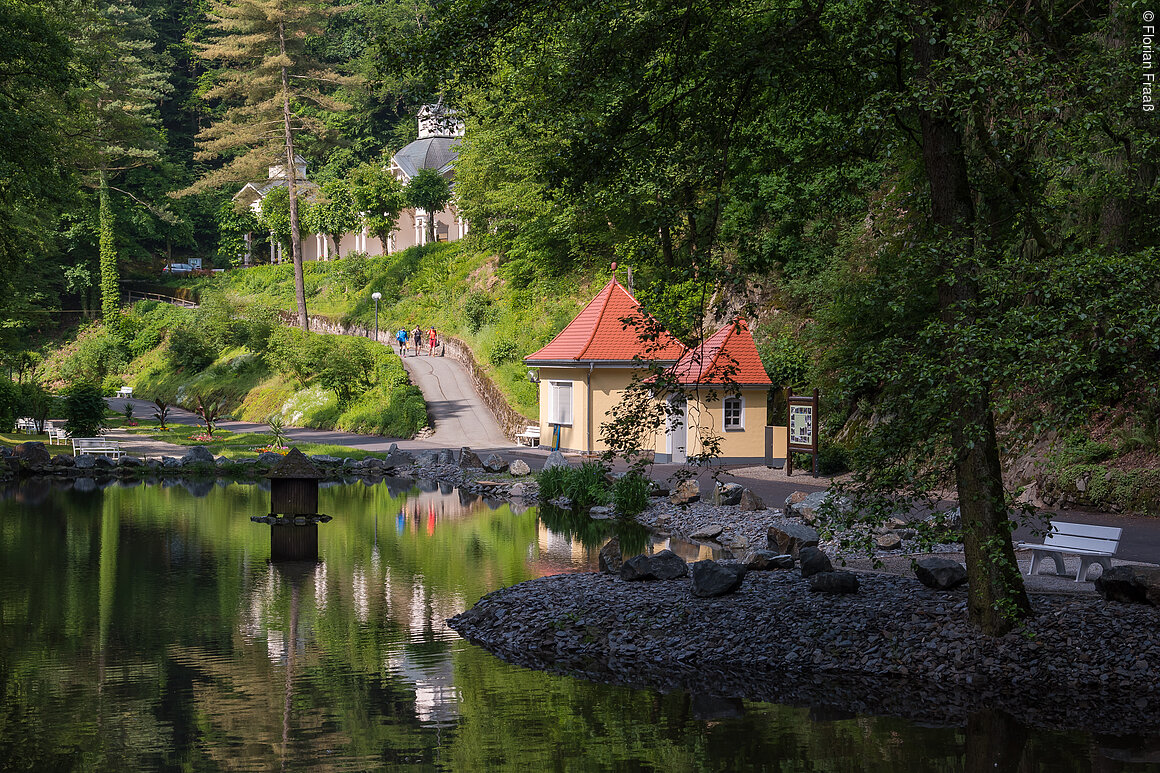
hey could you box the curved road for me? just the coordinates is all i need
[398,351,510,449]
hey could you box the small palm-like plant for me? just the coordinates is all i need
[195,396,223,440]
[153,399,170,430]
[266,414,290,448]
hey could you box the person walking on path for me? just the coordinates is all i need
[396,327,408,356]
[428,327,439,356]
[412,324,423,356]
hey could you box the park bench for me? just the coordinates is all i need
[116,386,134,399]
[14,418,37,434]
[1017,521,1122,582]
[515,425,541,447]
[72,437,123,460]
[47,424,70,444]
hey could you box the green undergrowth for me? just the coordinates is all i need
[120,421,381,460]
[193,242,607,418]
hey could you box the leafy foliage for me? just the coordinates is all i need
[63,383,107,438]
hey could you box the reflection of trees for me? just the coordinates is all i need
[537,504,649,553]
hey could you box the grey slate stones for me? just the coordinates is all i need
[809,571,859,594]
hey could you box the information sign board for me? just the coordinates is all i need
[786,389,819,476]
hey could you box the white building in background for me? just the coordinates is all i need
[233,104,468,265]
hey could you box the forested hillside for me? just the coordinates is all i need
[3,0,1159,632]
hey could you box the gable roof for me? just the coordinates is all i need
[525,279,687,364]
[673,320,772,387]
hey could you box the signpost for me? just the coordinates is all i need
[786,388,819,477]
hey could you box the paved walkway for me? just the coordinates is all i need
[397,351,510,449]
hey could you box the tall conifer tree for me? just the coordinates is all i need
[184,0,354,328]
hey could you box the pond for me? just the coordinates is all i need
[0,478,1157,771]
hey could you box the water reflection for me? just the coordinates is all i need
[0,478,1156,771]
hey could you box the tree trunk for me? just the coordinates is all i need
[98,171,119,327]
[279,22,308,330]
[911,2,1032,634]
[332,235,342,259]
[426,213,436,245]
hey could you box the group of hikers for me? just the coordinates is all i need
[395,324,440,357]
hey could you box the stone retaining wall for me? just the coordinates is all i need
[279,313,535,441]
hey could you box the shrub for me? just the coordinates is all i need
[63,384,108,438]
[565,462,612,509]
[538,465,568,501]
[166,324,216,371]
[489,339,520,366]
[0,378,19,431]
[17,382,54,432]
[463,292,491,333]
[817,442,851,475]
[611,472,651,516]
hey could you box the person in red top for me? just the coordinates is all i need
[428,327,438,355]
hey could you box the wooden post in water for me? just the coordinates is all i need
[263,447,325,562]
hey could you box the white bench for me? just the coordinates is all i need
[72,437,123,460]
[14,418,37,433]
[116,386,133,399]
[1018,521,1122,582]
[515,425,541,447]
[46,423,70,444]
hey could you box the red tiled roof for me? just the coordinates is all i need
[525,279,687,363]
[673,320,773,387]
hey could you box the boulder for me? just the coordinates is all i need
[160,456,180,468]
[784,490,832,523]
[310,454,342,465]
[387,443,399,455]
[120,455,143,467]
[383,451,415,468]
[482,453,509,473]
[691,560,746,597]
[738,488,766,511]
[509,482,529,498]
[690,523,724,541]
[599,537,622,574]
[256,451,285,465]
[799,546,834,578]
[509,459,531,477]
[875,533,903,551]
[181,446,215,465]
[620,549,688,581]
[94,455,115,468]
[669,479,700,505]
[589,506,613,519]
[51,454,75,467]
[542,450,570,471]
[650,549,689,579]
[459,448,483,469]
[415,452,438,467]
[1095,566,1160,605]
[766,523,819,558]
[12,442,51,466]
[926,507,963,531]
[913,557,968,590]
[713,482,744,506]
[809,571,860,594]
[437,448,456,465]
[741,550,794,571]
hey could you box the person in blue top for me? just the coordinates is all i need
[395,327,408,356]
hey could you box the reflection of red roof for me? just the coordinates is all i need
[674,320,773,387]
[525,279,686,363]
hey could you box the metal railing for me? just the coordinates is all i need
[124,290,199,308]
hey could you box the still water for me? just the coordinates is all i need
[0,477,1157,772]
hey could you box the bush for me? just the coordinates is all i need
[489,339,520,366]
[611,472,651,516]
[17,381,54,431]
[538,465,568,501]
[463,292,491,333]
[0,378,19,431]
[63,383,107,438]
[166,324,216,371]
[817,442,851,475]
[60,328,128,386]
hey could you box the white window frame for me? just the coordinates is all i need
[548,381,573,426]
[723,395,744,431]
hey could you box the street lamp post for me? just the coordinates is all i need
[371,292,381,342]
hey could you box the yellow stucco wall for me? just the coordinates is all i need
[680,388,770,460]
[536,366,650,452]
